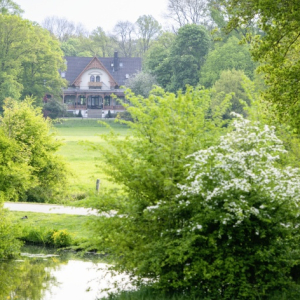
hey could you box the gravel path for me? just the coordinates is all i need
[4,202,99,216]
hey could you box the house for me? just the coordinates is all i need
[61,52,142,118]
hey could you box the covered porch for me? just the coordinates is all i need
[63,89,126,112]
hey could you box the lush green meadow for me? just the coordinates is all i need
[53,118,129,197]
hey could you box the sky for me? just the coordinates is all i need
[19,0,170,33]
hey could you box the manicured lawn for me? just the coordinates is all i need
[53,118,129,195]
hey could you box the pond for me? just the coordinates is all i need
[0,245,133,300]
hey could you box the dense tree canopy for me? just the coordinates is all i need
[0,14,66,108]
[224,0,300,130]
[144,24,210,91]
[211,69,251,118]
[199,36,256,87]
[0,0,23,15]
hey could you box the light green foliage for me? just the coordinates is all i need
[0,0,23,15]
[89,27,115,57]
[66,28,117,58]
[51,229,73,247]
[20,25,67,104]
[0,208,23,259]
[211,69,252,118]
[224,0,300,130]
[200,36,256,87]
[0,14,66,108]
[125,71,157,98]
[0,128,34,201]
[1,98,69,202]
[88,86,232,291]
[135,15,162,54]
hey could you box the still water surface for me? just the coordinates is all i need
[1,245,132,300]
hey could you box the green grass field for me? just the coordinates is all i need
[53,118,129,197]
[9,210,98,249]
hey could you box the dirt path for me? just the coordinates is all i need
[4,202,99,216]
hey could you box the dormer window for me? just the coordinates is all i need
[90,75,95,82]
[96,75,100,82]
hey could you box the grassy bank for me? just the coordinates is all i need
[8,210,98,249]
[100,287,202,300]
[53,118,129,198]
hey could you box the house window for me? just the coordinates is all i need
[90,75,95,82]
[96,75,100,82]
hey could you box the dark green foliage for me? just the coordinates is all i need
[144,25,210,91]
[105,110,117,118]
[77,110,83,118]
[116,111,133,122]
[43,99,66,119]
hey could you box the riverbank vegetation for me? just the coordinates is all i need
[8,211,97,249]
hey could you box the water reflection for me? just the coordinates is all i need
[0,245,132,300]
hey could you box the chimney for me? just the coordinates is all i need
[114,51,119,72]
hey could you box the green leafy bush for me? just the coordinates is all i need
[89,86,232,294]
[0,208,23,259]
[21,226,73,248]
[51,229,73,247]
[1,98,69,203]
[94,112,300,299]
[43,99,67,119]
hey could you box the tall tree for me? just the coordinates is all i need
[42,16,88,42]
[0,0,23,15]
[20,25,67,103]
[199,36,256,87]
[0,14,66,108]
[112,21,136,57]
[89,27,115,57]
[135,15,162,54]
[144,25,210,91]
[165,0,213,29]
[169,24,210,91]
[224,0,300,130]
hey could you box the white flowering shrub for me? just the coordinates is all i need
[169,115,300,298]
